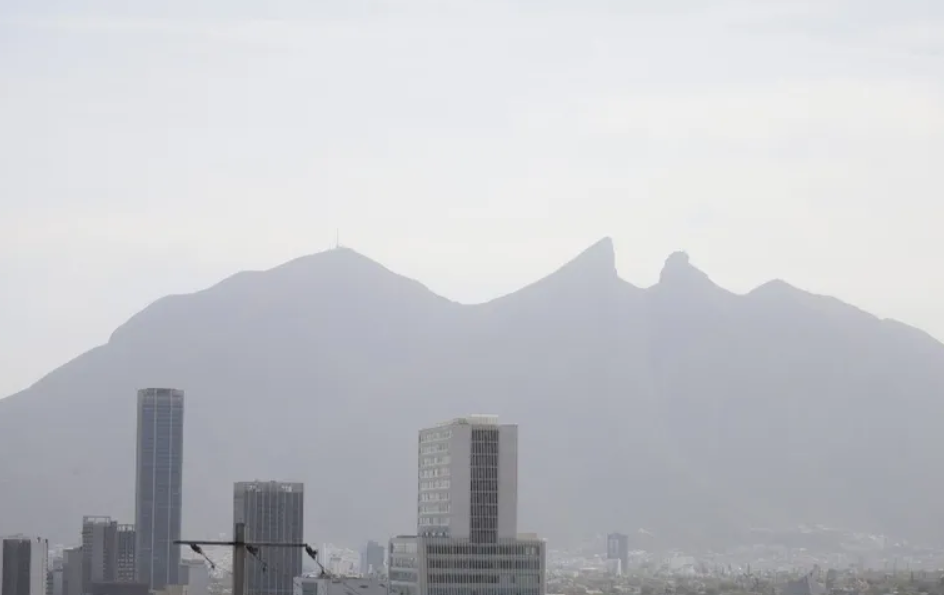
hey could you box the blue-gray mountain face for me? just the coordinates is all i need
[2,238,942,547]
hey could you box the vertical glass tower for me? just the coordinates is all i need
[134,388,184,591]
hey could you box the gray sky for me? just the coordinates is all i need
[1,0,942,398]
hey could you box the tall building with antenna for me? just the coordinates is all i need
[134,388,185,591]
[389,415,546,595]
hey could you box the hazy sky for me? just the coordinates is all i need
[1,0,942,398]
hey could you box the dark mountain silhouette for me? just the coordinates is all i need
[2,239,943,548]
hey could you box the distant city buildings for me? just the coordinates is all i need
[360,541,384,577]
[293,576,386,595]
[1,536,49,595]
[234,481,304,595]
[606,532,629,576]
[388,415,546,595]
[134,388,185,591]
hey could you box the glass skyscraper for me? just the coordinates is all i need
[134,388,184,591]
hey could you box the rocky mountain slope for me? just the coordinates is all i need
[2,238,942,548]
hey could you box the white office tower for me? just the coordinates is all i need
[0,536,49,595]
[389,415,546,595]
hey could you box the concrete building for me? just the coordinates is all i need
[416,415,517,540]
[360,542,385,577]
[134,388,185,591]
[0,536,49,595]
[293,576,386,595]
[61,548,82,595]
[82,517,119,594]
[389,415,546,595]
[234,481,304,595]
[115,527,135,584]
[178,560,209,595]
[605,533,629,576]
[387,538,418,595]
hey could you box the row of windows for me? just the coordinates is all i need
[419,502,451,514]
[470,530,497,543]
[469,505,498,518]
[420,456,451,468]
[471,441,499,455]
[420,480,451,490]
[420,443,449,454]
[471,429,499,441]
[428,573,540,585]
[428,588,540,595]
[424,544,542,556]
[390,557,417,569]
[471,467,498,480]
[389,570,417,582]
[471,492,498,505]
[471,479,498,491]
[421,430,452,443]
[419,516,452,526]
[426,559,541,570]
[420,491,450,502]
[391,542,417,554]
[420,467,450,479]
[471,454,497,467]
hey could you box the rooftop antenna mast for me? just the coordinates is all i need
[335,229,340,249]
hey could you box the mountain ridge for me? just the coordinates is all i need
[2,238,943,549]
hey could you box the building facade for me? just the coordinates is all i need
[61,548,82,595]
[390,415,546,595]
[0,536,49,595]
[115,526,135,584]
[82,517,119,594]
[134,388,185,591]
[233,481,304,595]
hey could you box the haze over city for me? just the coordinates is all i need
[3,3,944,595]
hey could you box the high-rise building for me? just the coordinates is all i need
[389,415,546,595]
[606,533,629,576]
[134,388,185,591]
[82,517,119,594]
[61,548,82,595]
[115,526,135,584]
[233,481,304,595]
[416,415,518,540]
[360,541,384,577]
[0,536,49,595]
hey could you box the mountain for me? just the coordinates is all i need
[2,239,943,549]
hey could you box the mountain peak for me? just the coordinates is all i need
[658,250,714,288]
[562,237,616,276]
